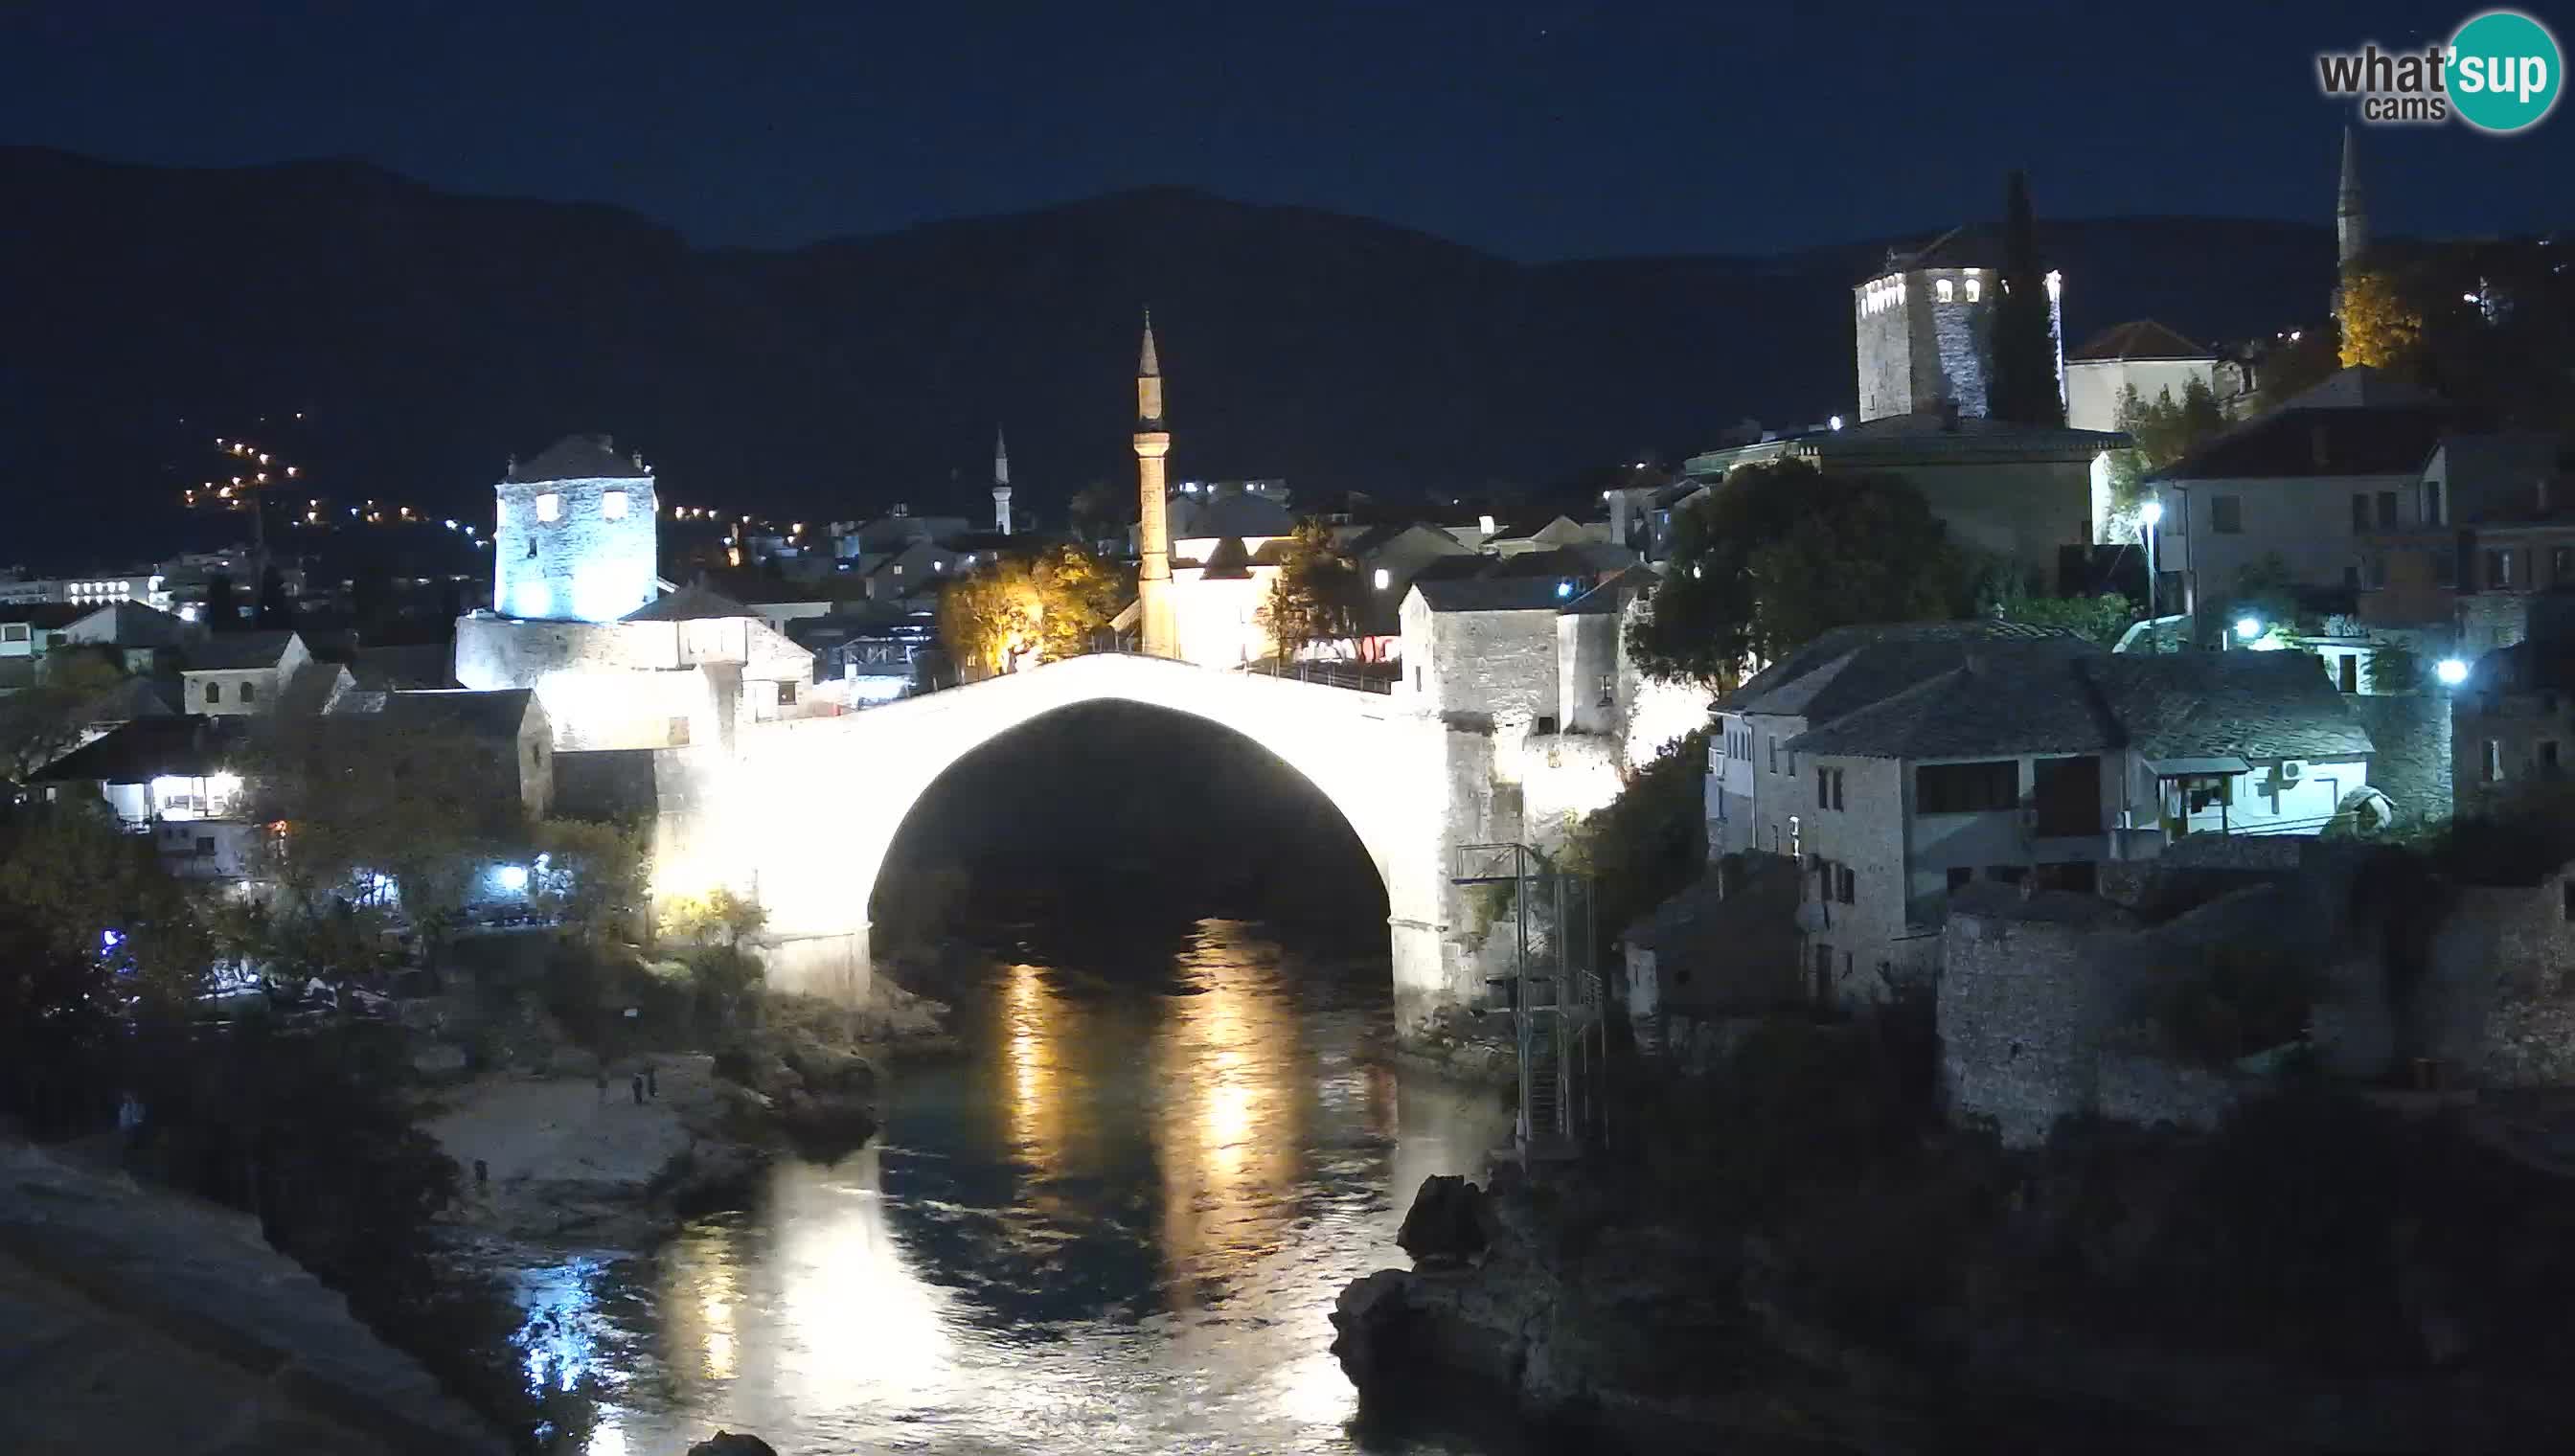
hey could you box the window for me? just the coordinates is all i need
[239,681,256,704]
[2484,739,2502,783]
[1947,866,1973,891]
[195,836,216,856]
[778,679,797,706]
[602,489,629,520]
[1965,277,1982,303]
[1767,737,1778,774]
[2425,480,2443,525]
[1414,667,1424,692]
[1534,715,1558,735]
[1596,672,1616,707]
[2351,493,2371,531]
[670,717,693,747]
[536,492,562,522]
[2377,490,2399,529]
[204,681,222,704]
[1836,865,1856,904]
[2210,495,2243,534]
[2340,654,2359,694]
[1817,767,1830,808]
[2487,549,2515,589]
[1936,278,1954,303]
[1789,814,1801,862]
[1,625,25,643]
[1915,760,2018,813]
[2555,547,2575,584]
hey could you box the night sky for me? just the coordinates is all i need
[5,1,2568,260]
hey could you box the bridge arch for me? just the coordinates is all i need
[687,655,1463,1033]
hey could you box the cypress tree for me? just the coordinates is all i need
[1988,170,2063,426]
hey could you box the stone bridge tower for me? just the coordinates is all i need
[1133,312,1179,658]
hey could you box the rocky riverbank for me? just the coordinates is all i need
[1333,1126,2575,1455]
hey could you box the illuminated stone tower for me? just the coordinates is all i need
[492,433,658,622]
[991,425,1014,535]
[1133,312,1178,658]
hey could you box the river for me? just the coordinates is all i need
[504,919,1523,1454]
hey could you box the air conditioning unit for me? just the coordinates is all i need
[2278,760,2306,784]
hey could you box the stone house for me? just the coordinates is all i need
[456,585,815,752]
[2151,366,2456,642]
[1619,853,1804,1058]
[0,603,84,658]
[2359,431,2573,646]
[339,688,555,824]
[33,715,262,880]
[1785,648,2374,1007]
[178,630,311,716]
[1398,579,1568,730]
[1707,621,2098,866]
[2062,320,2219,437]
[2454,631,2575,816]
[492,434,659,625]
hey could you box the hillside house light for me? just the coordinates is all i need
[2235,616,2263,641]
[1374,567,1391,590]
[1830,415,1845,431]
[495,864,530,892]
[2436,657,2470,686]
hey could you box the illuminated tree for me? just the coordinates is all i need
[937,543,1125,677]
[530,818,649,947]
[2338,268,2425,371]
[0,653,127,788]
[1261,517,1367,662]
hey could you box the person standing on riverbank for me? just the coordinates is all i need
[630,1073,644,1105]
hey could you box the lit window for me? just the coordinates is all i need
[602,490,628,520]
[1937,279,1955,303]
[1965,278,1982,303]
[536,493,562,522]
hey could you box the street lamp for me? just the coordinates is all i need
[2435,657,2470,687]
[2234,616,2264,642]
[2139,499,2164,649]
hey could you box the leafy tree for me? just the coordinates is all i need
[2105,378,2227,522]
[254,564,293,628]
[0,652,126,788]
[937,543,1124,676]
[1261,517,1367,662]
[1986,586,2141,647]
[1986,170,2064,426]
[2253,326,2344,411]
[1067,480,1125,545]
[1628,459,1960,685]
[2339,267,2426,372]
[202,571,241,632]
[0,799,209,1035]
[1561,728,1708,961]
[530,818,649,947]
[239,706,513,968]
[659,885,767,948]
[2365,644,2425,694]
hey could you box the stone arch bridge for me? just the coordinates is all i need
[651,653,1533,1040]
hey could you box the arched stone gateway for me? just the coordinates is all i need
[661,654,1488,1041]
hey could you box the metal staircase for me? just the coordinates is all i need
[1452,842,1607,1161]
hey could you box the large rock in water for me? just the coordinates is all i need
[1397,1173,1488,1267]
[686,1434,778,1456]
[1329,1268,1423,1397]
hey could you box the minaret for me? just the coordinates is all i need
[1133,310,1178,658]
[991,426,1013,535]
[2336,125,2370,270]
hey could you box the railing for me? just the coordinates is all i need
[1229,659,1396,694]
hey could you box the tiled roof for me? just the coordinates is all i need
[2153,403,2454,482]
[2472,638,2575,694]
[0,603,91,629]
[350,644,456,691]
[367,688,539,741]
[1868,224,1998,280]
[512,434,649,483]
[1721,621,2097,719]
[2068,320,2213,363]
[1414,579,1569,613]
[1197,536,1255,580]
[1560,564,1657,616]
[2090,652,2373,761]
[182,630,300,672]
[1784,650,2122,759]
[623,585,757,622]
[1785,648,2373,762]
[35,715,249,785]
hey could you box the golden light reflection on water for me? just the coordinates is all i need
[1153,922,1304,1304]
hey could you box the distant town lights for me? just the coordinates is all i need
[2436,657,2471,687]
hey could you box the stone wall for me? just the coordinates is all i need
[2420,869,2575,1086]
[2093,1048,2241,1134]
[1939,899,2139,1148]
[493,472,658,624]
[2349,692,2453,825]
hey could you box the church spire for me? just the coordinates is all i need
[991,425,1013,536]
[2336,125,2370,270]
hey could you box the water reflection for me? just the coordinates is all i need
[535,919,1515,1454]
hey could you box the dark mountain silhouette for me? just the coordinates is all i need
[2,147,2336,560]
